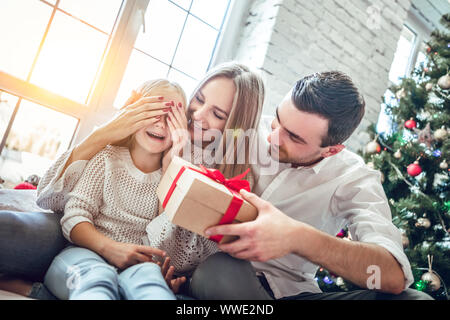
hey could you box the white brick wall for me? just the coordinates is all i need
[233,0,412,151]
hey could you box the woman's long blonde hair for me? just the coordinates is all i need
[188,62,265,179]
[113,79,186,149]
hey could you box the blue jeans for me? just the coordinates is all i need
[0,211,67,280]
[44,246,176,300]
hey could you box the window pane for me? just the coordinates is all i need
[0,91,19,140]
[388,26,416,84]
[58,0,123,34]
[414,42,429,70]
[172,16,218,79]
[134,0,187,64]
[0,0,52,80]
[30,11,109,103]
[114,49,170,108]
[168,68,198,99]
[0,99,78,188]
[170,0,192,10]
[190,0,229,29]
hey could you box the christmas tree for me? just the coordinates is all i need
[317,14,450,300]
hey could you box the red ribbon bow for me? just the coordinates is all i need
[196,165,251,193]
[162,164,251,243]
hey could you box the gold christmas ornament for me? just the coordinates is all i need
[336,277,345,287]
[437,74,450,90]
[365,141,381,154]
[440,160,448,170]
[394,150,402,159]
[421,272,441,291]
[425,83,433,91]
[395,88,406,99]
[415,217,431,229]
[421,255,441,291]
[433,126,447,141]
[401,234,409,248]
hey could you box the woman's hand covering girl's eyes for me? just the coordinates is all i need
[96,96,172,145]
[162,102,189,172]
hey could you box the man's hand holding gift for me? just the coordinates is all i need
[205,189,305,262]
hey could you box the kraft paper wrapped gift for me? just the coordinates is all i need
[156,156,257,244]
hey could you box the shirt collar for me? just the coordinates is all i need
[290,154,332,174]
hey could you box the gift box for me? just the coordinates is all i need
[156,156,257,244]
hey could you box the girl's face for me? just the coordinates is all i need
[134,88,185,154]
[188,77,236,142]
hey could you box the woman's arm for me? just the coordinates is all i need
[36,96,171,212]
[61,96,172,178]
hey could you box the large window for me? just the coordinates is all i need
[388,26,417,85]
[376,21,431,135]
[0,0,231,188]
[115,0,230,108]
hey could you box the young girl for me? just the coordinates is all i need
[43,79,188,300]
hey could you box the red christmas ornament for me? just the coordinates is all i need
[407,161,422,177]
[404,118,417,130]
[426,46,431,53]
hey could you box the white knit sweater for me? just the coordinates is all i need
[37,144,218,275]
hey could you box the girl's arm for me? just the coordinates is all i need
[70,222,166,270]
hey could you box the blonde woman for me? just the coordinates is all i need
[0,62,265,299]
[145,63,266,278]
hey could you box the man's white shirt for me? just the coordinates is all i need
[250,116,414,299]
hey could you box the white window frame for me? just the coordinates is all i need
[377,9,435,135]
[387,9,434,88]
[0,0,151,150]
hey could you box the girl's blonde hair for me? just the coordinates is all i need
[188,62,265,179]
[113,79,186,149]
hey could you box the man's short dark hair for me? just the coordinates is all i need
[291,71,365,147]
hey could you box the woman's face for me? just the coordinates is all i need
[188,77,236,143]
[134,87,185,154]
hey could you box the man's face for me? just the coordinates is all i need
[267,93,343,166]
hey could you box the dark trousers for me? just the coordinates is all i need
[189,252,434,300]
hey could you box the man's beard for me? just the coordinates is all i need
[269,145,323,167]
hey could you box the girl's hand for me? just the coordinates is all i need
[159,256,187,294]
[95,94,173,146]
[162,102,190,172]
[101,241,166,270]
